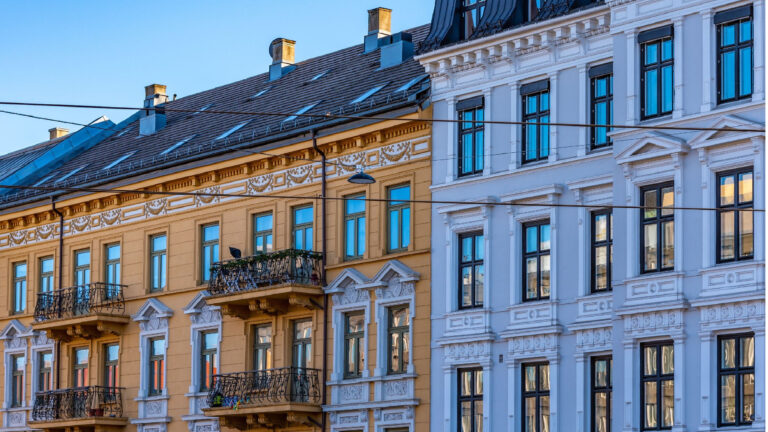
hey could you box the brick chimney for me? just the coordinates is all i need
[139,84,168,135]
[48,127,69,140]
[269,38,296,81]
[364,7,392,53]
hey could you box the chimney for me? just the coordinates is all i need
[269,38,297,81]
[139,84,168,135]
[380,32,414,69]
[48,127,69,140]
[364,7,392,53]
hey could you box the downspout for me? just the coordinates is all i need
[50,197,64,389]
[312,130,328,432]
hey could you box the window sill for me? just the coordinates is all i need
[134,393,169,402]
[328,373,418,386]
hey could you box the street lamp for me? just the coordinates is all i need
[347,168,376,184]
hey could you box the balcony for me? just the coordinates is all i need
[203,367,321,429]
[206,249,324,318]
[32,283,129,341]
[29,386,128,431]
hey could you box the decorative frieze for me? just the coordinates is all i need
[574,326,613,353]
[622,308,684,339]
[443,341,492,365]
[698,299,764,332]
[507,333,559,358]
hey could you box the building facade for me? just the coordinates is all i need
[417,0,764,431]
[0,8,431,432]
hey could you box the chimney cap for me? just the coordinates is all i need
[145,84,167,98]
[48,127,69,140]
[368,7,392,34]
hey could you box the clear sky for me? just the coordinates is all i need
[0,0,434,155]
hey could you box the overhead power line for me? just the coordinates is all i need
[0,184,761,212]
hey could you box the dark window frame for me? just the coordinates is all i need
[457,103,485,177]
[253,324,273,371]
[717,333,755,427]
[149,234,167,292]
[292,319,313,369]
[344,194,366,261]
[73,249,90,286]
[716,167,754,263]
[252,212,274,254]
[590,68,614,149]
[640,341,674,431]
[37,351,53,392]
[386,184,411,253]
[12,261,27,315]
[640,183,675,273]
[458,231,484,309]
[199,330,218,392]
[591,356,613,432]
[201,223,219,283]
[72,347,89,388]
[39,256,54,294]
[521,362,550,432]
[460,0,486,39]
[639,30,674,120]
[10,354,24,408]
[387,306,410,375]
[457,367,483,432]
[292,205,314,251]
[148,337,165,396]
[591,210,613,293]
[344,312,365,379]
[716,9,753,104]
[522,220,551,302]
[521,86,551,164]
[103,343,119,387]
[104,243,121,285]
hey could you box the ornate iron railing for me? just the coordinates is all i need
[31,386,124,421]
[34,283,126,322]
[208,249,323,297]
[206,367,321,408]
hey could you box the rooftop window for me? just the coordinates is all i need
[116,127,133,137]
[104,151,137,170]
[283,102,320,123]
[32,174,55,187]
[161,135,197,155]
[396,74,428,93]
[56,165,86,183]
[193,103,214,115]
[310,70,330,81]
[351,83,389,104]
[250,87,272,99]
[216,121,249,140]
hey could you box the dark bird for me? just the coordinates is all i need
[229,247,242,259]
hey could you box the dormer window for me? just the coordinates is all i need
[529,0,541,20]
[461,0,486,39]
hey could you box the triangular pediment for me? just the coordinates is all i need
[326,268,369,294]
[184,291,213,315]
[132,298,174,322]
[689,114,765,150]
[371,260,419,284]
[616,132,688,165]
[0,320,29,340]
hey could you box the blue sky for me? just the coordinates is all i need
[0,0,434,155]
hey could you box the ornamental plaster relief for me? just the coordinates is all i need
[507,333,559,358]
[443,341,492,365]
[574,326,613,353]
[622,309,684,339]
[698,299,765,332]
[698,262,764,298]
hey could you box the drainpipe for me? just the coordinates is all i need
[312,130,328,432]
[50,197,64,389]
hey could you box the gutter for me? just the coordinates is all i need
[50,197,64,390]
[312,130,329,432]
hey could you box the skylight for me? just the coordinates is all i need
[192,103,213,115]
[251,87,272,99]
[351,83,389,104]
[310,70,330,81]
[56,165,86,183]
[216,121,249,140]
[283,102,320,123]
[32,175,54,187]
[395,74,429,93]
[161,134,197,155]
[104,151,137,170]
[116,127,133,137]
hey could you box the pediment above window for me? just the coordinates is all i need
[371,260,419,285]
[616,132,688,166]
[183,291,221,325]
[132,298,174,331]
[0,320,30,349]
[326,268,370,306]
[689,114,764,150]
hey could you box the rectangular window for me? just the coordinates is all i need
[521,80,550,164]
[74,249,91,285]
[201,224,219,283]
[458,368,483,432]
[591,356,612,432]
[457,97,484,177]
[591,211,613,293]
[40,257,54,294]
[718,333,755,426]
[10,355,24,407]
[73,347,89,387]
[253,324,273,371]
[293,320,312,368]
[387,185,411,252]
[200,331,219,391]
[344,194,366,260]
[344,312,365,379]
[717,168,753,262]
[523,221,551,302]
[461,0,486,39]
[716,6,753,103]
[641,183,674,273]
[388,306,410,374]
[37,351,53,392]
[641,341,674,430]
[252,212,274,254]
[639,26,674,119]
[293,205,314,251]
[459,232,484,309]
[148,338,166,395]
[150,234,167,292]
[104,343,119,387]
[590,64,613,149]
[12,262,27,314]
[104,243,121,284]
[522,362,550,432]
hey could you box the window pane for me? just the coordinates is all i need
[720,175,735,205]
[662,221,674,268]
[595,77,607,97]
[461,370,471,396]
[661,345,674,374]
[256,214,273,232]
[461,401,472,432]
[595,246,608,290]
[389,210,400,250]
[475,131,484,172]
[645,70,658,116]
[540,255,550,298]
[346,219,355,256]
[541,92,549,111]
[539,364,550,390]
[540,395,550,431]
[661,186,674,215]
[721,374,737,423]
[643,190,657,219]
[595,214,608,242]
[720,211,735,260]
[541,119,550,157]
[661,39,672,61]
[743,373,755,422]
[739,172,753,202]
[474,264,484,305]
[594,359,608,387]
[595,392,609,432]
[645,43,658,64]
[644,381,658,428]
[741,336,755,367]
[402,208,411,248]
[721,51,736,100]
[721,338,736,368]
[526,124,537,160]
[740,20,752,41]
[540,224,551,251]
[526,226,538,252]
[475,235,484,260]
[474,400,483,432]
[644,224,658,271]
[525,397,536,432]
[662,65,673,113]
[740,210,753,257]
[524,365,536,391]
[722,24,736,45]
[462,236,473,262]
[662,380,674,427]
[461,267,472,306]
[526,258,538,299]
[203,224,219,242]
[475,369,483,395]
[740,47,752,96]
[644,346,657,376]
[295,207,313,225]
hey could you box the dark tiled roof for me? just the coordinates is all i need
[0,138,63,183]
[0,24,431,208]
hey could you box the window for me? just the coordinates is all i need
[253,213,273,254]
[293,320,312,369]
[528,0,541,20]
[37,351,53,392]
[461,0,486,38]
[310,70,330,81]
[74,249,90,285]
[73,347,89,387]
[459,232,484,309]
[148,338,166,395]
[351,83,388,104]
[590,64,613,149]
[457,97,484,177]
[103,151,136,170]
[523,221,551,302]
[56,165,85,183]
[253,324,273,371]
[716,6,753,103]
[216,121,249,140]
[192,103,213,116]
[640,183,674,273]
[458,368,483,432]
[591,356,612,432]
[718,333,755,426]
[344,312,365,379]
[200,331,219,391]
[521,81,550,164]
[344,194,366,260]
[591,211,613,293]
[201,224,219,283]
[250,87,272,99]
[395,74,428,93]
[387,185,411,252]
[639,27,674,119]
[640,341,674,430]
[10,355,24,407]
[161,134,197,155]
[12,262,27,314]
[104,344,119,387]
[104,243,120,284]
[283,102,320,123]
[388,306,409,374]
[717,168,753,262]
[522,362,550,432]
[150,234,167,292]
[293,205,314,251]
[40,257,54,294]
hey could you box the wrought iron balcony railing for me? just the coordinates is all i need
[34,283,126,322]
[31,386,124,421]
[208,249,323,297]
[206,367,321,409]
